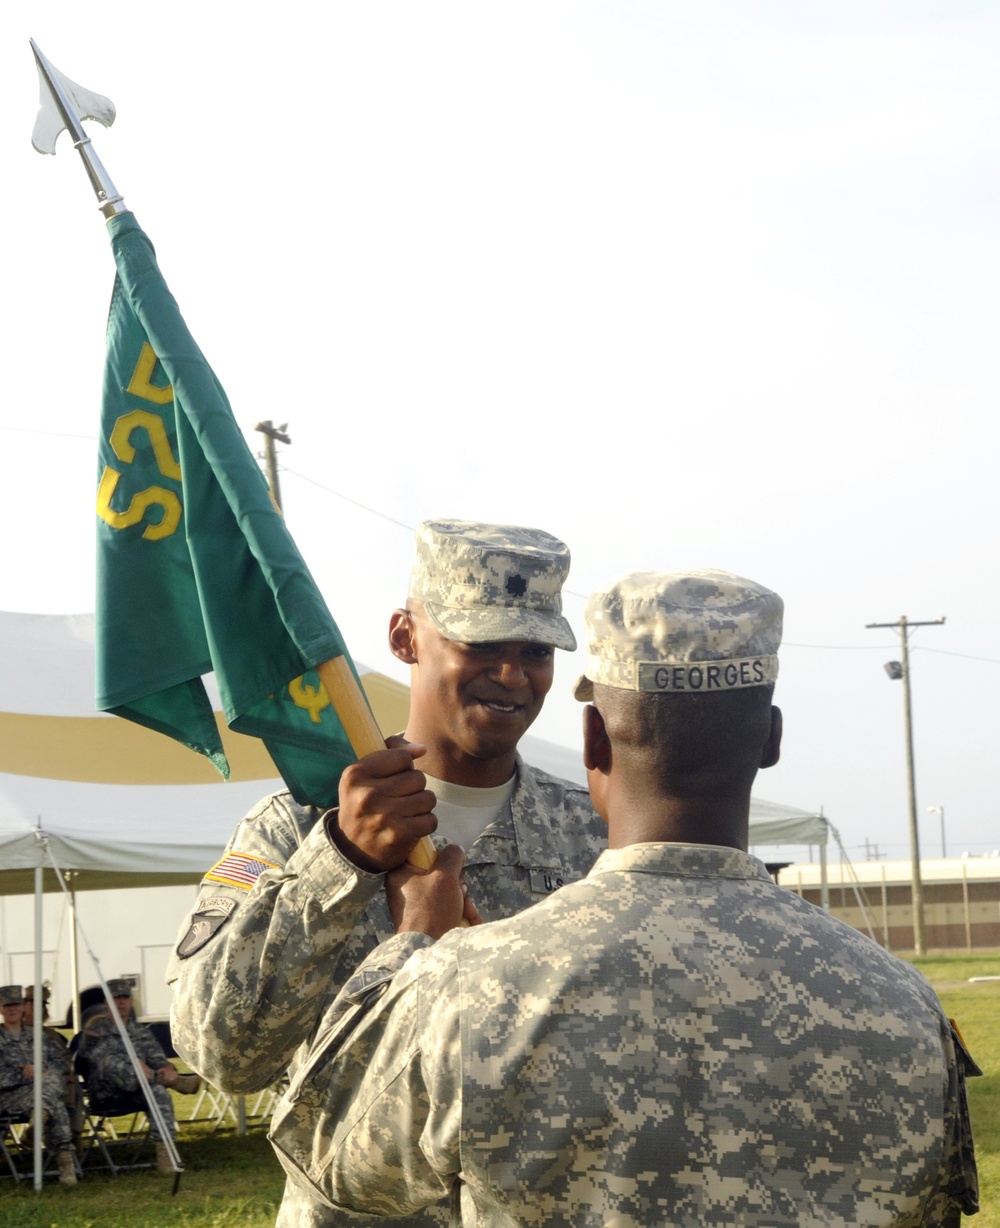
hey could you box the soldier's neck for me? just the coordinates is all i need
[410,737,517,790]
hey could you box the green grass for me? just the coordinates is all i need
[4,953,998,1226]
[910,953,1000,1227]
[910,950,1000,985]
[1,1123,286,1227]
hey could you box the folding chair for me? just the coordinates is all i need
[0,1111,29,1181]
[0,1109,78,1183]
[244,1074,289,1125]
[71,1035,153,1175]
[185,1078,238,1131]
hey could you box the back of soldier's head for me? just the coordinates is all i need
[575,570,783,795]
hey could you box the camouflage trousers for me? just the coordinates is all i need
[0,1069,73,1149]
[88,1063,176,1141]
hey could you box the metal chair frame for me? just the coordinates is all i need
[0,1110,80,1183]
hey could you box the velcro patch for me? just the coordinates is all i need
[204,852,280,891]
[177,913,231,958]
[529,869,571,895]
[198,896,238,918]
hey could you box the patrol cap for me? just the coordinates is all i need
[574,569,782,701]
[0,985,25,1006]
[107,979,133,998]
[408,519,576,650]
[23,984,51,1002]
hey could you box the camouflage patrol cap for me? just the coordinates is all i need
[22,984,51,1002]
[107,979,133,998]
[408,519,576,650]
[574,569,782,701]
[0,985,24,1006]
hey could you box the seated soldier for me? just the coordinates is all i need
[78,979,200,1176]
[23,984,83,1157]
[0,984,77,1185]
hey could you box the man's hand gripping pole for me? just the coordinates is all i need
[317,658,436,871]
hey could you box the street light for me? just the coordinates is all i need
[927,805,946,859]
[867,614,945,956]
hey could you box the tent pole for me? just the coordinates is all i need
[819,824,829,911]
[69,876,81,1034]
[33,863,43,1191]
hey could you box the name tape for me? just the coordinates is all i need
[637,655,777,693]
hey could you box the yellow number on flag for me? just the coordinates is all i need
[96,469,182,541]
[96,407,183,540]
[126,342,174,406]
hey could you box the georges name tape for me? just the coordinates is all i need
[636,655,778,693]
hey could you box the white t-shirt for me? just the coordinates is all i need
[424,772,516,852]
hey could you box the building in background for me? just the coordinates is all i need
[780,856,1000,952]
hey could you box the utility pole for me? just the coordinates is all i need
[253,420,291,513]
[866,615,945,955]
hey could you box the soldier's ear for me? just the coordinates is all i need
[760,705,782,769]
[583,704,611,774]
[583,704,611,824]
[389,609,418,665]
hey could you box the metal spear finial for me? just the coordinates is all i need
[30,38,128,219]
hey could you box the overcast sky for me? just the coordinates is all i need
[2,2,998,864]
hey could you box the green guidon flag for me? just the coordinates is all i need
[95,211,364,807]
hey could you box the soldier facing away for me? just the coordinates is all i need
[270,568,980,1226]
[168,520,606,1227]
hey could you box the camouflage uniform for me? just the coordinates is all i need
[79,1011,176,1141]
[271,842,979,1226]
[24,989,84,1146]
[0,1024,74,1150]
[169,518,601,1227]
[269,568,979,1225]
[169,758,603,1226]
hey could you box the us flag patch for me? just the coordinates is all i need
[205,852,279,891]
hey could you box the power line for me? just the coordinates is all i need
[0,424,96,441]
[911,647,1000,664]
[281,465,415,533]
[8,434,999,662]
[784,642,894,651]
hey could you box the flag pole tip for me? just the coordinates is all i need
[30,39,116,157]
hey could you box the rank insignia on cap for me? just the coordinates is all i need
[407,519,577,649]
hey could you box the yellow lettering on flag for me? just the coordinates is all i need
[109,409,181,480]
[96,469,182,540]
[126,342,174,405]
[96,409,182,540]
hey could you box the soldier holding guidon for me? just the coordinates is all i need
[169,520,606,1227]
